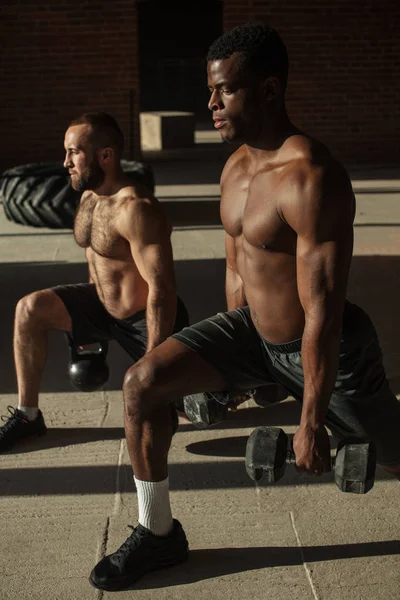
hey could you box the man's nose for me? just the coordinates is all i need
[208,90,224,112]
[63,155,71,169]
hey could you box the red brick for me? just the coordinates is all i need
[2,1,399,168]
[1,0,141,170]
[224,0,400,164]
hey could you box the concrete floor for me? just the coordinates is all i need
[0,166,399,599]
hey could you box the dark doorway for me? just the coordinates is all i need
[138,0,223,125]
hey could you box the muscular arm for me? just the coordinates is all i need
[284,164,355,472]
[225,233,247,310]
[118,195,177,353]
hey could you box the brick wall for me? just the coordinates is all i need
[224,1,400,165]
[0,1,141,171]
[2,2,399,169]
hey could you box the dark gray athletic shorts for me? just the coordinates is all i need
[52,283,189,361]
[172,301,400,466]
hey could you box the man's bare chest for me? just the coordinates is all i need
[221,176,292,252]
[74,197,124,258]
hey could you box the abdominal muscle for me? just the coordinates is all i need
[239,253,306,344]
[87,248,148,319]
[246,284,306,344]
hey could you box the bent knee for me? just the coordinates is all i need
[123,356,165,412]
[123,357,157,396]
[15,290,71,331]
[16,291,47,323]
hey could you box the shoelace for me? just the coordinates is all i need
[113,525,147,562]
[0,406,28,435]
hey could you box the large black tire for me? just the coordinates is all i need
[0,160,155,229]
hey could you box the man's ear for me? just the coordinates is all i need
[98,146,114,165]
[262,76,281,100]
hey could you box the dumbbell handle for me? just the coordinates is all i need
[286,448,335,468]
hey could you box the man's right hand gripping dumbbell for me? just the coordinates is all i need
[245,426,377,494]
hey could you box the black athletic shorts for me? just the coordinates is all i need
[52,283,189,361]
[172,301,400,466]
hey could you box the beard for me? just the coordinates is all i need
[71,158,105,192]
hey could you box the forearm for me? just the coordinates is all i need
[300,313,342,428]
[145,286,177,352]
[226,267,247,311]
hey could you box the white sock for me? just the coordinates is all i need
[17,406,39,421]
[134,476,173,537]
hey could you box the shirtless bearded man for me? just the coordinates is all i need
[0,112,188,451]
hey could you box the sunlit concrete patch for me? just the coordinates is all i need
[102,513,315,600]
[0,515,104,600]
[282,483,400,600]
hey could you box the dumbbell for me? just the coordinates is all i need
[183,391,230,429]
[245,426,377,494]
[183,385,288,429]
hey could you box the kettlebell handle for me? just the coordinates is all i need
[68,335,109,360]
[96,341,108,357]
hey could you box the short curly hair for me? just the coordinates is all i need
[207,23,288,91]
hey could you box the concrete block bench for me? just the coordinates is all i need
[140,111,195,150]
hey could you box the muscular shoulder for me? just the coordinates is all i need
[114,186,170,240]
[284,135,351,194]
[279,139,355,233]
[115,183,157,216]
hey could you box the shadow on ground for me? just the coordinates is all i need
[1,400,303,454]
[0,255,399,394]
[0,455,394,496]
[131,541,400,589]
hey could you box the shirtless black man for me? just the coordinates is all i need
[88,26,400,592]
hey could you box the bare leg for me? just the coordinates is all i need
[123,338,228,481]
[90,340,243,590]
[14,290,72,408]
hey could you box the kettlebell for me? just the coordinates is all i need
[68,340,110,392]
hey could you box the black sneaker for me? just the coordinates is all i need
[0,406,47,452]
[89,519,189,591]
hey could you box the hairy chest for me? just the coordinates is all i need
[74,196,125,258]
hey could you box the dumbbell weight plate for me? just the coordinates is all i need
[183,392,228,429]
[334,440,377,494]
[252,384,288,408]
[245,426,288,483]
